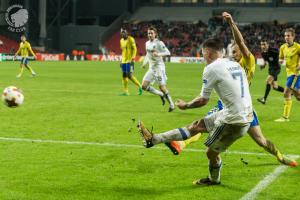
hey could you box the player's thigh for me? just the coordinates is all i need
[249,110,259,128]
[156,69,167,86]
[20,57,26,65]
[205,123,250,153]
[294,76,300,91]
[269,68,280,82]
[120,63,131,74]
[266,75,274,84]
[142,70,154,83]
[285,75,298,89]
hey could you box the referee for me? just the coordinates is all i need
[257,40,284,104]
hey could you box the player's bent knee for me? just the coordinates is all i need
[187,119,206,135]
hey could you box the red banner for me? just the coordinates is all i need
[36,53,65,61]
[86,54,141,62]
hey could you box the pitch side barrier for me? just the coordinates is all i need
[0,54,264,65]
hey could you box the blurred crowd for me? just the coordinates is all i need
[123,19,300,57]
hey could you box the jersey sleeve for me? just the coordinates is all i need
[157,41,170,57]
[200,67,217,99]
[279,45,284,60]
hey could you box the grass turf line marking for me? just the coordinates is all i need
[0,137,299,158]
[240,165,288,200]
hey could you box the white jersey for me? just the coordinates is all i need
[200,58,253,124]
[143,39,170,70]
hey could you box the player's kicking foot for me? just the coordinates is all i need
[31,72,36,77]
[160,96,165,106]
[137,121,154,148]
[16,74,21,78]
[257,97,266,104]
[274,117,289,122]
[278,155,298,167]
[193,178,220,186]
[165,141,182,155]
[138,87,143,95]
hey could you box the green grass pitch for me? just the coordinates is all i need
[0,61,299,200]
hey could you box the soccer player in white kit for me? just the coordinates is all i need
[141,26,175,112]
[137,38,253,185]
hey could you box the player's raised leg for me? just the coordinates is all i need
[248,112,297,166]
[166,100,223,155]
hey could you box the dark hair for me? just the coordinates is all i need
[285,28,295,36]
[260,39,268,43]
[202,38,224,51]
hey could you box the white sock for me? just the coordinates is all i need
[209,160,222,183]
[152,127,191,145]
[165,93,174,107]
[146,86,164,96]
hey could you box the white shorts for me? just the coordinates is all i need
[203,111,250,152]
[142,68,167,86]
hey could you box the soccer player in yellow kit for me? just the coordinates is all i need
[275,28,300,122]
[166,12,297,167]
[119,28,142,96]
[14,35,37,78]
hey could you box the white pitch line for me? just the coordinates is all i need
[0,137,299,158]
[239,165,289,200]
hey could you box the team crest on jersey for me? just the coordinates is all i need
[203,79,207,84]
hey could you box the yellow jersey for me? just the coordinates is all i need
[239,53,256,84]
[120,36,137,63]
[16,41,36,58]
[279,42,300,76]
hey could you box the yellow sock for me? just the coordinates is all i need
[183,134,201,148]
[122,77,129,93]
[283,99,292,118]
[130,75,141,88]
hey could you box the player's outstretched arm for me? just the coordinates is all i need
[176,96,208,110]
[223,12,251,59]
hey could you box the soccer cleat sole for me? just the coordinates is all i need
[137,121,154,148]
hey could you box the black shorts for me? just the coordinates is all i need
[268,68,281,81]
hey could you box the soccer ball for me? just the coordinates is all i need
[2,86,24,107]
